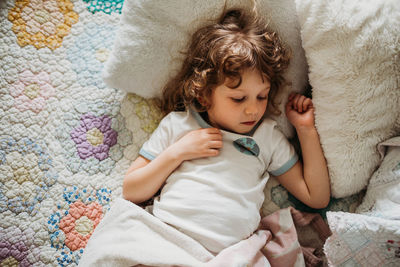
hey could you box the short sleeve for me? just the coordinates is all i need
[139,113,173,161]
[267,126,298,176]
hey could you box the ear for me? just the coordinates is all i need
[197,96,207,107]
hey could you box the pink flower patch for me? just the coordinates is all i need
[59,200,103,251]
[10,70,55,113]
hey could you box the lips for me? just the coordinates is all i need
[241,121,256,126]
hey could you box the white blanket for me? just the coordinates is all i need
[78,198,212,266]
[78,198,270,267]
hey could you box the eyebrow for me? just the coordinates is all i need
[226,86,270,93]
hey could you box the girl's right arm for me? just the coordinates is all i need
[123,128,223,203]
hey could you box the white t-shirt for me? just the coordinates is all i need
[140,108,298,253]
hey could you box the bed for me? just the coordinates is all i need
[0,0,399,266]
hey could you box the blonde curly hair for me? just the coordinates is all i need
[161,8,291,115]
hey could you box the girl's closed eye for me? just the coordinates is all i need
[231,95,267,103]
[231,96,246,103]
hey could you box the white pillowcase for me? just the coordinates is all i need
[102,0,308,138]
[295,0,400,197]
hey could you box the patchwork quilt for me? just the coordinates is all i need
[0,0,362,266]
[323,137,400,267]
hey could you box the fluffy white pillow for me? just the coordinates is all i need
[102,0,308,138]
[295,0,400,197]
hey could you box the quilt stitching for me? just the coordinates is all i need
[0,0,364,265]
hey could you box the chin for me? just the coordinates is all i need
[220,124,253,134]
[235,127,253,134]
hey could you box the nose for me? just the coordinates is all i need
[244,104,258,116]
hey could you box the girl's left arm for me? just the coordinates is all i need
[276,93,330,209]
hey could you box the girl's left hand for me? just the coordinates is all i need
[285,93,315,129]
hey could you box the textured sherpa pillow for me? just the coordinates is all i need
[295,0,400,197]
[102,0,308,138]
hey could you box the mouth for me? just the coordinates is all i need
[241,121,256,126]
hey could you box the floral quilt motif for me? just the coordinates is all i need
[1,1,128,265]
[0,0,371,265]
[48,187,112,266]
[83,0,124,15]
[8,0,78,50]
[10,69,55,113]
[0,136,58,215]
[70,113,118,161]
[66,22,117,89]
[55,100,132,175]
[0,226,41,266]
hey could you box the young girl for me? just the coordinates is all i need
[123,8,330,254]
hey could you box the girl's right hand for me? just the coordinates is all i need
[170,128,223,161]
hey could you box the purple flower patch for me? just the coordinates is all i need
[70,113,117,161]
[0,226,40,266]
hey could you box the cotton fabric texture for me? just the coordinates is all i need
[140,109,298,253]
[78,198,330,267]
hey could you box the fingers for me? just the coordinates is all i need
[288,92,296,101]
[287,93,313,113]
[197,128,223,157]
[206,129,222,156]
[204,127,221,133]
[209,140,223,149]
[201,128,223,142]
[292,94,305,113]
[303,98,313,112]
[205,148,220,157]
[204,127,222,137]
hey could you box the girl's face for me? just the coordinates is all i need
[207,68,270,134]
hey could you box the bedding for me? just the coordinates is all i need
[102,0,309,138]
[0,0,370,266]
[356,136,400,216]
[323,137,400,266]
[324,212,400,267]
[79,199,330,267]
[294,0,400,198]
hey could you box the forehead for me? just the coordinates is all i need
[223,69,270,91]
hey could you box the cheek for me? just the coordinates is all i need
[214,98,234,112]
[260,101,268,114]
